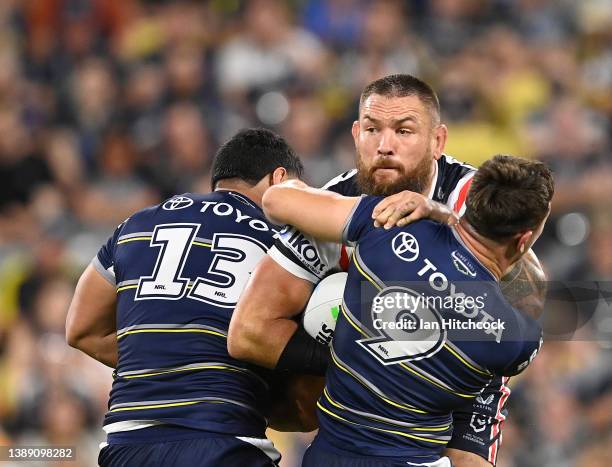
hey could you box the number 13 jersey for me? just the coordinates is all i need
[93,191,277,438]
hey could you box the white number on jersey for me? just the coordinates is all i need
[189,233,267,308]
[136,224,199,300]
[135,224,267,307]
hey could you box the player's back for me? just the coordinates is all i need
[96,191,277,438]
[316,196,542,463]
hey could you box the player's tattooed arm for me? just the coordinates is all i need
[66,264,118,368]
[500,249,547,320]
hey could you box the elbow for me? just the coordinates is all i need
[65,325,83,350]
[227,333,248,361]
[227,313,266,363]
[227,318,253,361]
[65,311,87,350]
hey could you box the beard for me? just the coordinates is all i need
[356,149,434,196]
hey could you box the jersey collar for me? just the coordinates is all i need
[449,226,497,281]
[426,158,439,200]
[214,189,259,211]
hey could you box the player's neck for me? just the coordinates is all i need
[215,179,264,207]
[454,219,511,281]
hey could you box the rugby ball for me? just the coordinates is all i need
[302,272,348,346]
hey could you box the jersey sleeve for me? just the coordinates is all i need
[447,376,511,466]
[267,170,362,283]
[446,171,474,215]
[502,316,543,376]
[268,227,345,283]
[91,221,127,286]
[341,195,381,244]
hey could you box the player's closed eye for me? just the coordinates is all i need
[397,128,413,135]
[365,127,377,133]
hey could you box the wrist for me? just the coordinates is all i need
[276,326,330,376]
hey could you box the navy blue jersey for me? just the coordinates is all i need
[315,196,542,463]
[93,191,278,438]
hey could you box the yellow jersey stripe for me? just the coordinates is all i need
[117,237,211,247]
[399,362,475,399]
[443,344,492,377]
[110,400,223,412]
[353,253,382,291]
[117,329,227,340]
[317,401,446,445]
[340,305,368,337]
[117,285,138,292]
[193,242,211,248]
[117,237,152,244]
[322,388,450,432]
[330,351,426,414]
[122,365,242,379]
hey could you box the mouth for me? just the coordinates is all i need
[372,167,401,176]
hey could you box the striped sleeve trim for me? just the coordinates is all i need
[92,255,116,286]
[341,195,367,244]
[268,245,319,283]
[447,172,475,215]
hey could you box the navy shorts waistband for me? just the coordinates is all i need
[107,425,227,445]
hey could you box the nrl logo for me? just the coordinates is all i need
[469,414,490,433]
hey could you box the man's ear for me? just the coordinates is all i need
[270,167,289,185]
[514,230,534,258]
[431,124,448,161]
[351,120,360,148]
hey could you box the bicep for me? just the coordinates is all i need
[229,255,315,366]
[66,264,117,342]
[234,255,314,322]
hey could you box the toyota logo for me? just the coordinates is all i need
[392,232,419,262]
[162,196,194,210]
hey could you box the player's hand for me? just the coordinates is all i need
[371,191,459,229]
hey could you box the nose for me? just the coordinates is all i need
[377,128,395,156]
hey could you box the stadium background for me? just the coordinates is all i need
[0,0,610,466]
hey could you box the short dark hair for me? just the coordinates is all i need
[211,128,303,188]
[464,155,554,241]
[360,74,441,124]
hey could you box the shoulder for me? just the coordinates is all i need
[434,155,476,209]
[322,169,360,196]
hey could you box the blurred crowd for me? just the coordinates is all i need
[0,1,610,466]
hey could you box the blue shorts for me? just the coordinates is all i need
[302,437,453,467]
[99,426,279,467]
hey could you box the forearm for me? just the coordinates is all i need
[262,182,359,242]
[228,256,314,368]
[267,374,325,432]
[229,310,298,368]
[70,332,118,368]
